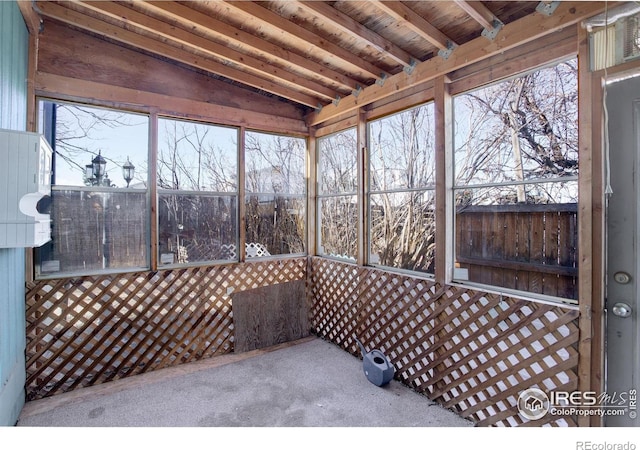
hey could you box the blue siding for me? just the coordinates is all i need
[0,1,28,426]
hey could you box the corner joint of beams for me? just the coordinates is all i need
[403,59,418,75]
[315,103,323,113]
[332,95,341,106]
[536,1,560,17]
[481,19,504,41]
[28,0,46,33]
[352,85,363,97]
[376,73,388,87]
[438,41,457,60]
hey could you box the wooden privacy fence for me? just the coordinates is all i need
[46,190,147,271]
[24,258,306,400]
[456,203,578,300]
[309,257,580,426]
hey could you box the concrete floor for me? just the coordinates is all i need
[17,336,472,427]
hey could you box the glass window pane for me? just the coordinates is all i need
[318,128,357,194]
[45,102,149,188]
[319,196,357,260]
[454,60,578,187]
[370,190,435,273]
[245,131,306,195]
[36,101,149,277]
[369,103,435,191]
[454,182,578,300]
[157,118,237,192]
[158,194,237,264]
[452,59,578,300]
[37,190,148,276]
[245,194,306,257]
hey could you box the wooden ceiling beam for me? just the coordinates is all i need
[142,1,358,94]
[307,1,608,126]
[36,1,322,108]
[454,1,500,31]
[294,1,417,67]
[17,1,42,34]
[75,1,338,102]
[372,1,457,52]
[222,1,383,81]
[34,72,309,135]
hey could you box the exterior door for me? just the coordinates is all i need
[606,74,640,426]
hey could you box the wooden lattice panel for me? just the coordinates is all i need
[309,257,580,427]
[25,258,306,400]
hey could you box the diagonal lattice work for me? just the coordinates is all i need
[25,258,306,400]
[309,257,580,427]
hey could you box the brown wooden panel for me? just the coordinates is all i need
[489,212,505,287]
[232,280,309,353]
[528,212,544,294]
[502,210,518,289]
[558,211,578,299]
[37,20,306,122]
[543,211,560,297]
[515,210,531,292]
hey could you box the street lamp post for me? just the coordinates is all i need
[84,150,110,187]
[122,157,135,187]
[84,151,135,187]
[83,152,136,269]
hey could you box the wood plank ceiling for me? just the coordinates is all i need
[30,1,584,124]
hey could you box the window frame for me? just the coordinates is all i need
[156,116,240,268]
[34,99,312,279]
[35,99,152,279]
[366,101,437,276]
[450,58,580,303]
[316,127,359,262]
[244,129,308,259]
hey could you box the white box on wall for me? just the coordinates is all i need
[0,129,52,248]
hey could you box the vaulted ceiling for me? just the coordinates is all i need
[26,1,604,126]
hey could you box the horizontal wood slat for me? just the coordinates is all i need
[25,258,306,400]
[308,257,580,427]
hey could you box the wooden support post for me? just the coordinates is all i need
[577,24,594,427]
[435,76,453,285]
[357,109,367,266]
[307,130,317,256]
[238,127,246,262]
[149,112,158,271]
[586,34,607,427]
[24,29,39,283]
[589,69,606,427]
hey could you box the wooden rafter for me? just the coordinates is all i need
[307,1,608,126]
[36,1,322,107]
[30,0,607,118]
[372,1,456,52]
[76,1,339,102]
[141,1,358,94]
[222,1,383,81]
[294,0,417,67]
[454,1,500,31]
